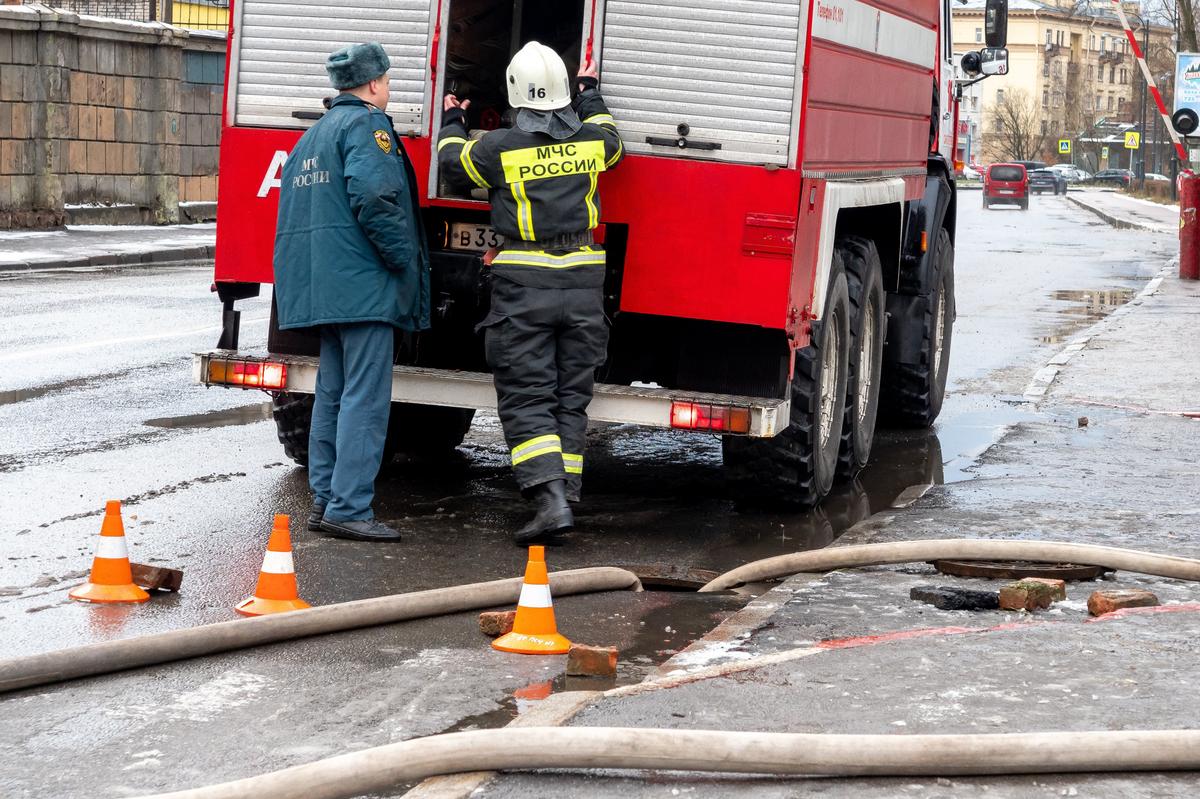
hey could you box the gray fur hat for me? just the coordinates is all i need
[325,42,391,90]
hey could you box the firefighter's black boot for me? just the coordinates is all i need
[514,479,574,545]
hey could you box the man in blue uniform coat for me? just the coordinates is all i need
[274,42,431,542]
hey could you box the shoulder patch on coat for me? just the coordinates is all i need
[374,129,392,154]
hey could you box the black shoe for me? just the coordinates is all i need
[308,504,326,533]
[514,479,574,546]
[319,517,402,542]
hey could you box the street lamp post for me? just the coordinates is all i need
[1138,18,1150,186]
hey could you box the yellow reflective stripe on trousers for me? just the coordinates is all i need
[460,140,490,188]
[511,434,562,466]
[563,453,583,475]
[438,136,468,152]
[584,172,599,229]
[492,247,606,269]
[512,180,535,240]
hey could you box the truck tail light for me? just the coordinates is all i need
[207,357,287,390]
[670,401,751,434]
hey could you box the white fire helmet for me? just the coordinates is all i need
[506,41,572,111]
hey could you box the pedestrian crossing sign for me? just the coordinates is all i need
[1058,139,1071,154]
[1125,131,1141,149]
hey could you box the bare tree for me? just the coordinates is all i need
[986,89,1048,161]
[1183,2,1199,51]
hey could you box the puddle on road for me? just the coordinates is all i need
[1040,287,1136,344]
[1052,288,1135,317]
[439,590,749,738]
[143,403,272,429]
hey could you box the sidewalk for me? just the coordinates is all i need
[441,264,1200,798]
[0,223,215,271]
[1068,188,1178,234]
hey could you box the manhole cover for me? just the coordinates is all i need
[931,560,1112,581]
[626,564,720,591]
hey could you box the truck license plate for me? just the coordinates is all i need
[449,223,502,252]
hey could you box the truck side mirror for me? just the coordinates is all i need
[979,47,1008,76]
[985,0,1008,48]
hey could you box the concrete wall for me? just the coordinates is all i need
[0,2,224,228]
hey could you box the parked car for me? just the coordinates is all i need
[961,164,981,180]
[983,163,1029,209]
[1015,160,1048,173]
[1047,164,1091,183]
[1029,168,1068,195]
[1093,168,1134,187]
[1145,173,1171,182]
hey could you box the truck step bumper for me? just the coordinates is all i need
[194,351,789,438]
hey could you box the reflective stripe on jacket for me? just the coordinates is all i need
[438,89,623,287]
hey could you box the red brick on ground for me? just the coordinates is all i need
[999,579,1062,611]
[478,610,517,637]
[129,563,183,592]
[565,644,618,677]
[1022,577,1066,600]
[1088,589,1160,616]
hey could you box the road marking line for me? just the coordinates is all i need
[0,317,269,363]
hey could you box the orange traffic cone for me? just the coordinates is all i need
[493,545,571,655]
[235,514,311,616]
[69,500,150,604]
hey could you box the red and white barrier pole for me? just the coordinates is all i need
[1181,171,1200,280]
[1109,1,1195,278]
[1110,1,1187,164]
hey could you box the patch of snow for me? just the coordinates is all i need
[105,671,270,722]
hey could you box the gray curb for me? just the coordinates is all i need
[0,244,215,273]
[1067,196,1170,233]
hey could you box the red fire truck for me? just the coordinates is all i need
[195,0,1009,506]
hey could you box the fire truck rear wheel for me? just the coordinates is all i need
[384,403,475,458]
[272,391,314,467]
[882,227,954,428]
[836,236,885,479]
[722,255,851,508]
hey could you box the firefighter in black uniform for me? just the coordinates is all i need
[439,41,624,545]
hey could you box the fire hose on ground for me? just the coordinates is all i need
[699,539,1200,592]
[0,567,642,694]
[13,540,1200,795]
[132,538,1200,798]
[136,727,1200,799]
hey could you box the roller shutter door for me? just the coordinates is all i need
[600,0,802,165]
[232,0,433,131]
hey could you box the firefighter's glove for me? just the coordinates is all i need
[443,105,467,128]
[576,75,599,93]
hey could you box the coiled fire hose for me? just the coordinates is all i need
[699,539,1200,592]
[0,567,641,694]
[137,727,1200,799]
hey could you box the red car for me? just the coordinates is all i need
[983,163,1029,210]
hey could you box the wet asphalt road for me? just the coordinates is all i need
[0,191,1174,796]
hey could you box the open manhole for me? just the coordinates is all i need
[625,563,720,591]
[931,560,1112,581]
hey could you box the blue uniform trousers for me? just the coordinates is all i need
[308,322,393,521]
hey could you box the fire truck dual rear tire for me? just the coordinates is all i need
[272,391,313,466]
[881,227,954,428]
[271,394,473,468]
[836,237,885,479]
[722,254,851,508]
[385,404,475,458]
